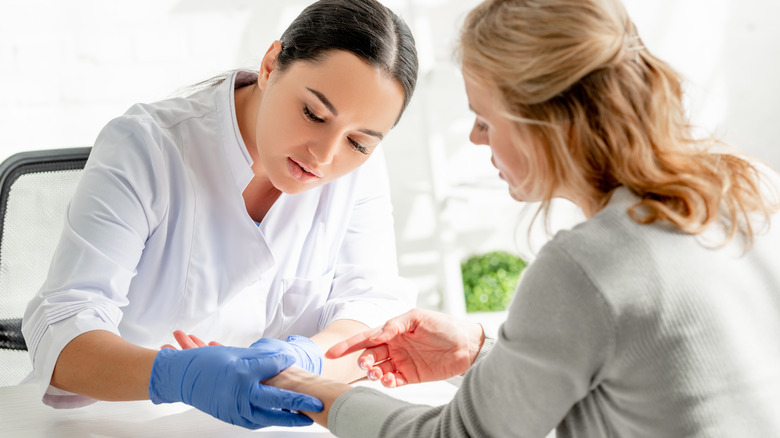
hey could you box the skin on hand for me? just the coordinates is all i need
[326,309,486,388]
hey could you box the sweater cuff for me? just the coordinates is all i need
[475,337,496,364]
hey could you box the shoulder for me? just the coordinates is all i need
[549,188,668,269]
[92,86,224,166]
[520,188,679,316]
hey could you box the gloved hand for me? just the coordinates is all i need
[249,336,323,375]
[149,345,323,429]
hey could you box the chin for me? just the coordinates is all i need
[507,185,526,202]
[509,190,525,203]
[275,178,324,195]
[508,184,542,204]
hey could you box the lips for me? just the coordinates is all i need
[287,157,321,183]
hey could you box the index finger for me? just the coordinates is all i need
[325,328,383,359]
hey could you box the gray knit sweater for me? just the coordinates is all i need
[328,187,780,437]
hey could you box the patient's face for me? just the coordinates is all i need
[463,72,536,203]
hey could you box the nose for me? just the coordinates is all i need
[469,120,488,146]
[309,135,340,165]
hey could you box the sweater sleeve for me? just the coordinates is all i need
[328,242,614,437]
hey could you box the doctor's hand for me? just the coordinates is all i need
[326,309,485,388]
[149,344,323,429]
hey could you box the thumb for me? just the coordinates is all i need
[250,384,324,413]
[250,351,297,380]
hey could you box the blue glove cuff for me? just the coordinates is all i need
[149,348,189,405]
[285,335,323,375]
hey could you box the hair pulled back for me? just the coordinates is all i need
[459,0,777,246]
[278,0,418,121]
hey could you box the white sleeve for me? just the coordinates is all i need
[328,242,614,437]
[318,149,417,330]
[21,115,167,406]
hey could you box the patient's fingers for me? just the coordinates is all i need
[188,333,208,347]
[358,344,390,370]
[172,330,207,349]
[367,359,396,381]
[326,328,383,358]
[381,371,407,388]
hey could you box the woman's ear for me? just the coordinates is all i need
[257,40,283,90]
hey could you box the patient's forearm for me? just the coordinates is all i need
[311,319,370,383]
[265,366,351,428]
[51,330,158,401]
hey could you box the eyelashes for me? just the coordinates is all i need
[303,105,369,155]
[475,119,489,132]
[349,139,369,155]
[303,105,325,123]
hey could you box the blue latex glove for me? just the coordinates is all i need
[149,345,323,429]
[249,336,323,375]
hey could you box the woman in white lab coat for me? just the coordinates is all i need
[21,0,418,429]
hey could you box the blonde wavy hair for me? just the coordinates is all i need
[458,0,778,246]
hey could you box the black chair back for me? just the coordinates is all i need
[0,147,91,386]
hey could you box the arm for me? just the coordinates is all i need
[171,319,370,383]
[264,366,351,428]
[54,330,322,428]
[271,243,614,437]
[22,118,160,405]
[22,119,320,429]
[51,331,157,401]
[310,319,372,383]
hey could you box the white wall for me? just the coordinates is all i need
[2,0,779,313]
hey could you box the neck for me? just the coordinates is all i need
[243,178,282,223]
[556,187,603,219]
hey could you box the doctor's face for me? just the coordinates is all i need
[254,49,405,194]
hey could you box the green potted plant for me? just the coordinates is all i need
[461,250,527,313]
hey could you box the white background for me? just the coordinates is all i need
[1,0,779,314]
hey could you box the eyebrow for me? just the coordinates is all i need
[306,87,384,141]
[359,128,383,140]
[307,87,338,116]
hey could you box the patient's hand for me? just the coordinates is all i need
[326,309,485,388]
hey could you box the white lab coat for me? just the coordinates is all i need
[22,71,416,407]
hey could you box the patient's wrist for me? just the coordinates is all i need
[469,323,486,365]
[267,367,350,406]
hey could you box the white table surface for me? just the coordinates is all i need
[0,380,459,437]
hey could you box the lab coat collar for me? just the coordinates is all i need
[219,70,257,195]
